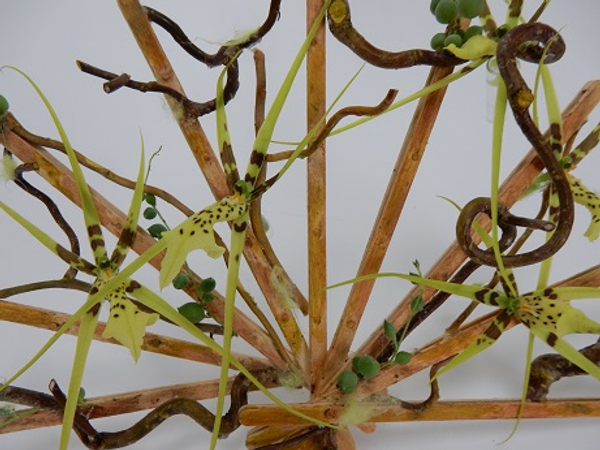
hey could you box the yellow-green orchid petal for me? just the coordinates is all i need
[569,174,600,241]
[59,308,99,450]
[101,281,159,362]
[0,201,97,275]
[528,325,600,383]
[444,35,497,60]
[518,291,600,338]
[110,137,146,269]
[0,154,17,181]
[434,310,513,380]
[158,194,246,289]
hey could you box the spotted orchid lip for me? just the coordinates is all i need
[231,193,245,202]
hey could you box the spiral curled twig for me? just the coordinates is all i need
[456,23,572,268]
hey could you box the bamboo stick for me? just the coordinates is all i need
[246,425,322,450]
[239,397,600,426]
[322,65,455,385]
[306,0,328,392]
[0,299,271,371]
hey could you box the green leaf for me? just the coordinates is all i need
[352,355,381,379]
[148,223,168,239]
[383,319,398,351]
[411,294,424,314]
[0,201,96,275]
[198,277,217,293]
[434,310,512,380]
[172,273,190,290]
[59,309,99,450]
[5,67,109,267]
[110,136,146,269]
[178,302,206,323]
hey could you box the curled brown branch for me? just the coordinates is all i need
[266,88,398,163]
[326,0,463,69]
[456,23,572,267]
[144,1,281,67]
[13,162,81,279]
[81,1,282,119]
[254,89,398,199]
[0,279,91,299]
[43,369,279,448]
[77,60,239,118]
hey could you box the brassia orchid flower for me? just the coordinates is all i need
[0,66,160,449]
[329,273,600,382]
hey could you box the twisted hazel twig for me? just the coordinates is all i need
[77,61,239,119]
[40,369,279,448]
[79,1,283,118]
[456,23,573,267]
[528,339,600,402]
[326,0,463,69]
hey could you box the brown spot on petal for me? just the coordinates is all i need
[546,332,558,347]
[90,238,105,252]
[126,280,141,292]
[234,222,247,233]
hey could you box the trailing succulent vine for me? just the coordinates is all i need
[1,1,600,449]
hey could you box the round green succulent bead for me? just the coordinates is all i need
[198,277,216,293]
[457,0,484,19]
[430,32,447,50]
[172,273,190,289]
[434,0,459,24]
[430,0,442,15]
[394,351,413,365]
[352,355,381,379]
[464,25,484,41]
[143,207,157,220]
[444,33,463,48]
[337,370,358,394]
[0,95,9,119]
[178,302,206,323]
[143,193,157,206]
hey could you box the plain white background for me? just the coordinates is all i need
[1,1,600,449]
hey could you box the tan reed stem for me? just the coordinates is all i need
[239,397,600,426]
[306,0,329,392]
[0,299,271,371]
[322,65,455,387]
